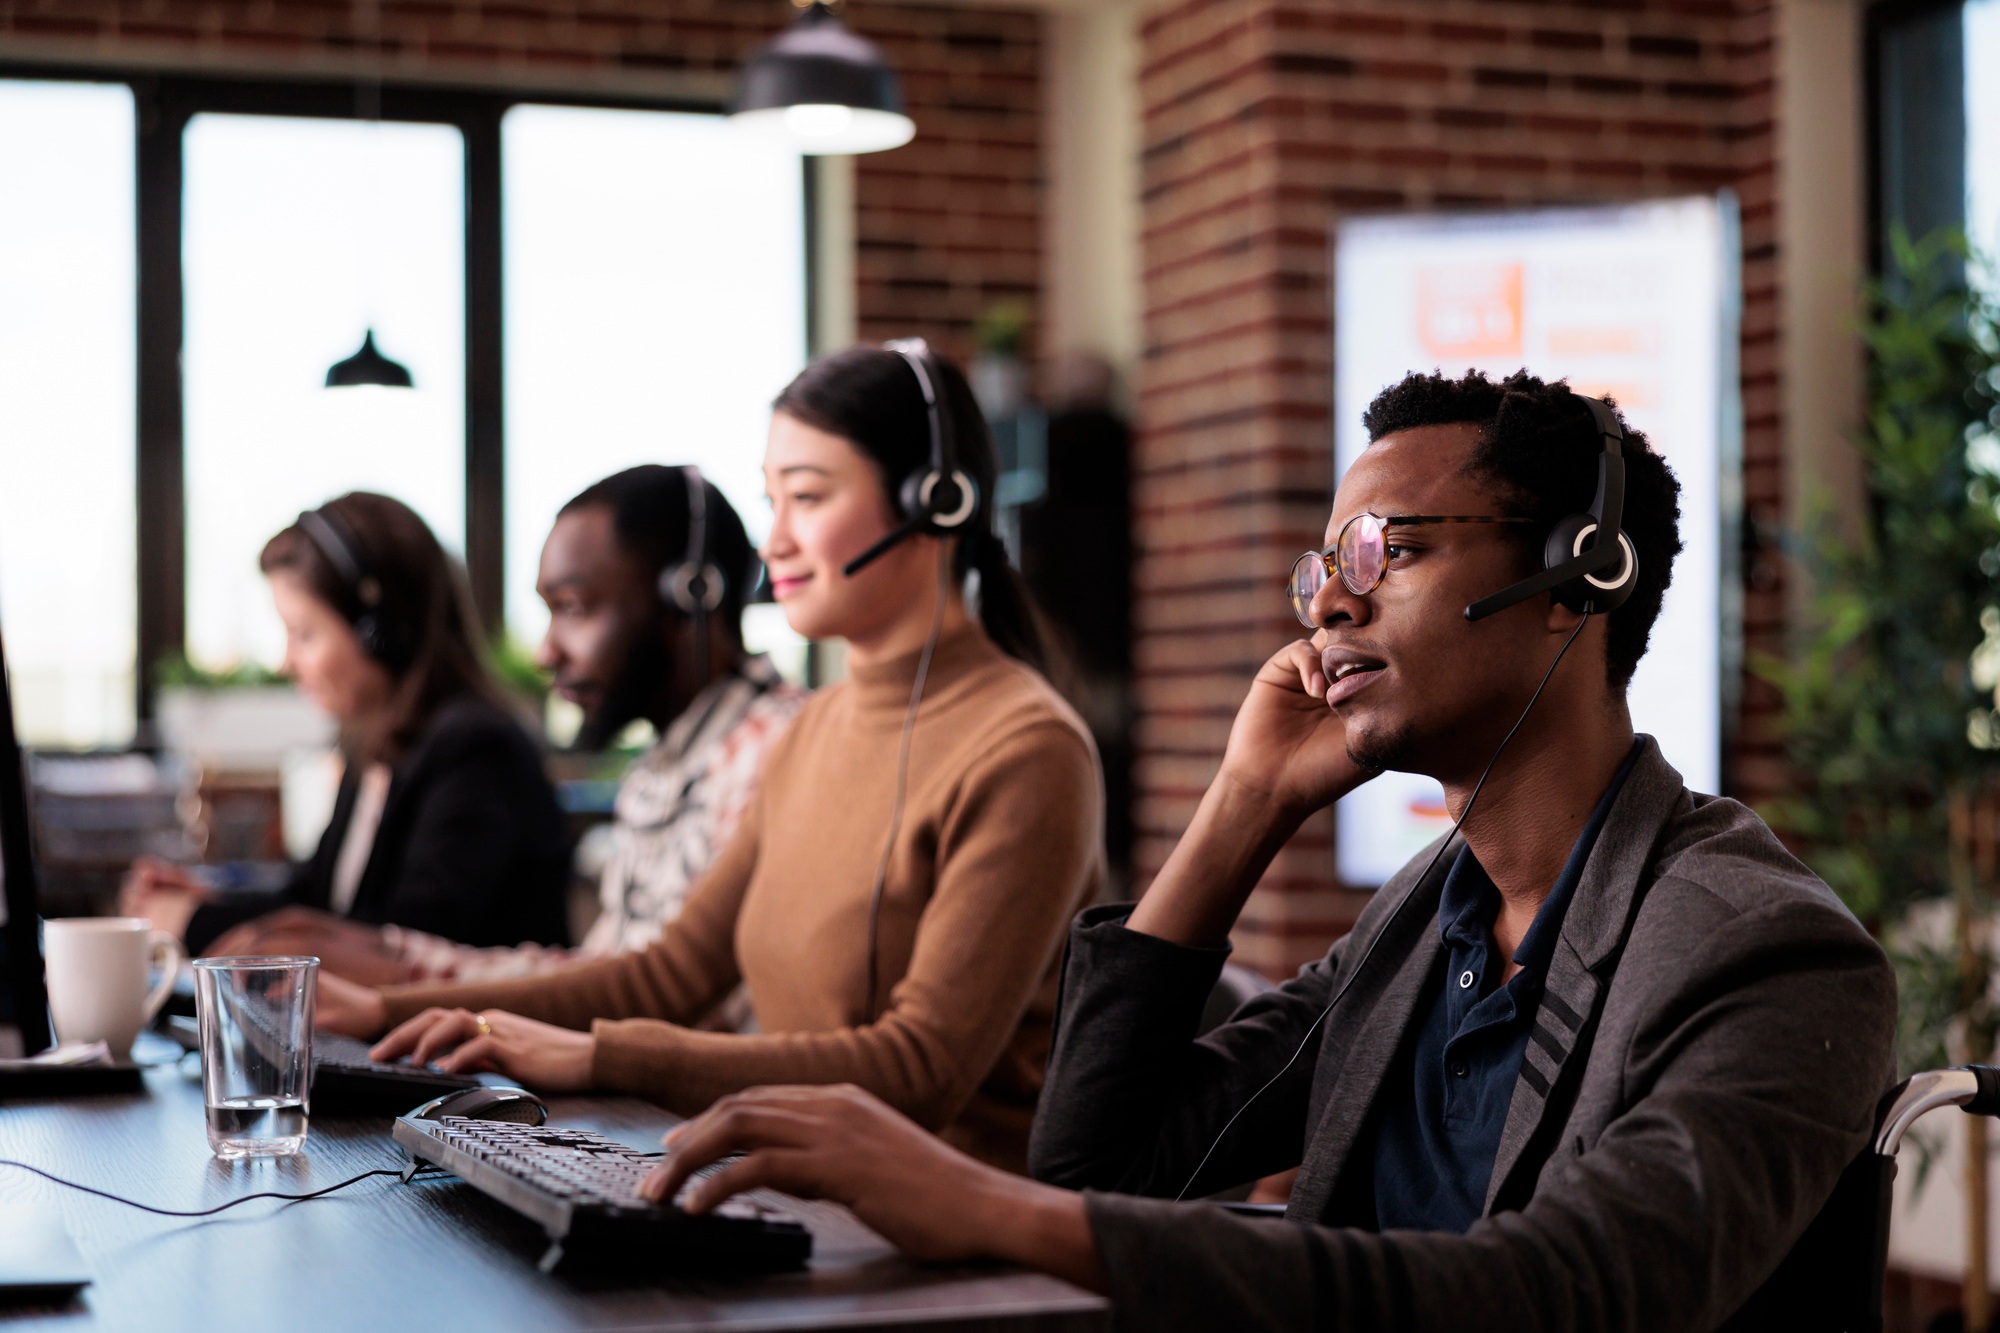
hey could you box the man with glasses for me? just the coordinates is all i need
[639,369,1895,1332]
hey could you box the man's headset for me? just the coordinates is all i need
[840,339,982,577]
[297,505,413,670]
[1174,392,1640,1201]
[658,465,726,616]
[1463,395,1637,622]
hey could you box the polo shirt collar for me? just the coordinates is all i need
[1434,738,1647,977]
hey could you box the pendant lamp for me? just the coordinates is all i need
[325,0,413,390]
[325,329,414,388]
[730,1,915,155]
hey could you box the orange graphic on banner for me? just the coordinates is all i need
[1416,264,1524,359]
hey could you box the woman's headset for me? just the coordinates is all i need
[1462,394,1638,622]
[841,338,982,577]
[819,338,985,1019]
[297,505,413,670]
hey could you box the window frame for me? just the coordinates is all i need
[1866,0,1972,275]
[0,63,818,729]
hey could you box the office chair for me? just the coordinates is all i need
[1725,1066,2000,1331]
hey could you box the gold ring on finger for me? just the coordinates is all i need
[472,1013,493,1039]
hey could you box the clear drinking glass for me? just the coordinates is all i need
[192,957,317,1158]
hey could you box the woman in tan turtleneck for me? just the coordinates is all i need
[318,345,1104,1170]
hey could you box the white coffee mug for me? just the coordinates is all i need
[43,918,186,1057]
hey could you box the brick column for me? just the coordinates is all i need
[1132,0,1780,978]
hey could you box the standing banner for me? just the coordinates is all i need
[1332,196,1739,886]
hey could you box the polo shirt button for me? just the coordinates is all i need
[1450,1060,1469,1078]
[1459,970,1476,989]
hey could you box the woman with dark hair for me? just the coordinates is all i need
[122,491,571,956]
[320,345,1105,1172]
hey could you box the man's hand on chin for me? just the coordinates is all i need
[1218,638,1379,821]
[1129,638,1382,947]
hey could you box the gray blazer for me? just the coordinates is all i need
[1029,737,1897,1332]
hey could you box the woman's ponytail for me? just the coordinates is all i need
[959,528,1048,675]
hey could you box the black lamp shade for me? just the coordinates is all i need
[325,329,414,389]
[730,3,915,154]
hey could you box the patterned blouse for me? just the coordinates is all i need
[380,655,807,984]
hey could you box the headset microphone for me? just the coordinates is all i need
[841,339,980,578]
[1462,396,1637,623]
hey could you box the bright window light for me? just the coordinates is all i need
[0,80,137,747]
[501,104,808,667]
[182,113,466,672]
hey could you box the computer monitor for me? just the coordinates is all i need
[0,615,54,1056]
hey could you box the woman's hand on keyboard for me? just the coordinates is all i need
[640,1084,1107,1292]
[370,1007,594,1093]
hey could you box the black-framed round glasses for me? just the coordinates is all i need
[1287,513,1539,628]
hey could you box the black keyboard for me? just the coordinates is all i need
[392,1115,813,1273]
[310,1032,481,1115]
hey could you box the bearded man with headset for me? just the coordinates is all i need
[641,369,1896,1332]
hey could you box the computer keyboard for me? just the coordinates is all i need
[162,1011,481,1115]
[392,1115,813,1273]
[309,1032,482,1114]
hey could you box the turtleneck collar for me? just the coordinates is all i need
[845,622,1003,716]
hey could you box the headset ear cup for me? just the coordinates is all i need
[899,469,934,527]
[1543,514,1638,614]
[1543,515,1595,613]
[1588,533,1639,613]
[353,613,394,667]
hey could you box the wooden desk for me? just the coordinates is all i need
[0,1062,1109,1332]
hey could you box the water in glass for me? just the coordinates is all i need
[193,956,316,1158]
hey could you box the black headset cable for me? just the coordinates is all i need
[862,537,952,1021]
[0,1158,436,1218]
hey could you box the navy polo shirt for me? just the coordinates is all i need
[1368,741,1641,1234]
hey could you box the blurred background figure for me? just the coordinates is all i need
[120,491,571,956]
[212,465,806,996]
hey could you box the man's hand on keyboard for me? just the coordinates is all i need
[315,972,390,1039]
[208,907,413,986]
[371,1006,594,1093]
[639,1083,1106,1290]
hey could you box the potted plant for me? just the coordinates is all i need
[1764,227,2000,1328]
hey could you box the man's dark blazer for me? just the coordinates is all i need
[185,695,572,955]
[1029,736,1897,1332]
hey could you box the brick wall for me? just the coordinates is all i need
[0,0,1043,365]
[1132,0,1782,977]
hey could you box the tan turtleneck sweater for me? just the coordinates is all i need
[379,624,1104,1170]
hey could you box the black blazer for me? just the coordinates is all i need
[185,695,572,955]
[1026,738,1896,1332]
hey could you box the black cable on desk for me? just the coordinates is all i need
[0,1158,434,1217]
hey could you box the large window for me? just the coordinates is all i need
[0,73,812,738]
[501,104,806,655]
[0,80,136,747]
[183,113,467,671]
